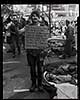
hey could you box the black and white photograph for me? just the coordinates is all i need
[2,4,79,99]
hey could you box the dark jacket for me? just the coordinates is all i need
[65,25,74,41]
[9,22,18,36]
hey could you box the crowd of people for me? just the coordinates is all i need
[3,9,78,96]
[51,19,77,37]
[3,10,77,59]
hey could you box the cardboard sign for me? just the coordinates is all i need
[25,25,49,49]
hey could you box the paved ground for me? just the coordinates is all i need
[3,44,50,99]
[3,43,77,99]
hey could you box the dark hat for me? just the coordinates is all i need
[31,10,40,18]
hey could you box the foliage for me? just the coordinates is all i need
[1,4,13,17]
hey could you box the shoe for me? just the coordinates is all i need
[12,55,16,58]
[18,52,21,55]
[38,86,44,92]
[67,55,71,58]
[59,55,66,59]
[30,85,36,92]
[7,50,12,53]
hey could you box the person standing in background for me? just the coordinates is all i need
[59,20,74,59]
[19,16,26,50]
[8,18,21,58]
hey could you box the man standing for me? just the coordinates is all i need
[19,10,48,92]
[59,20,74,59]
[8,19,21,58]
[19,16,26,50]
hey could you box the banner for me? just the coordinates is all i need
[25,25,49,49]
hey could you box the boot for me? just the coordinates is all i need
[37,80,44,92]
[30,84,36,92]
[30,79,36,92]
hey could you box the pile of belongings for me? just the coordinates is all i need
[43,62,77,85]
[47,37,65,56]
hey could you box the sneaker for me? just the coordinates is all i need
[30,85,36,92]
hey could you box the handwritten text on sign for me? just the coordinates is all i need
[25,26,49,49]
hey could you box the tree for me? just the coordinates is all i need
[1,4,13,17]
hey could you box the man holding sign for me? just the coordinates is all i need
[19,10,49,92]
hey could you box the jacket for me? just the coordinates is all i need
[65,25,74,41]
